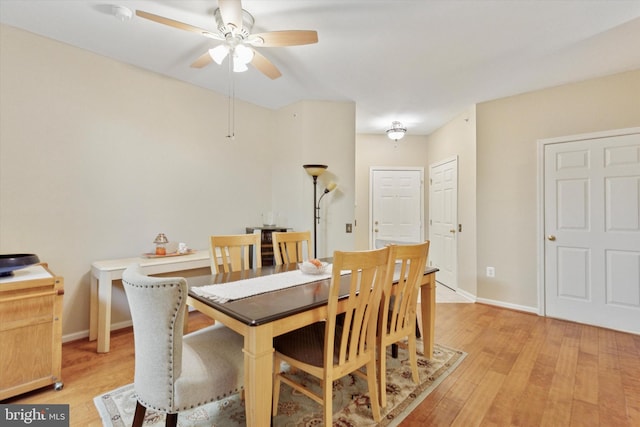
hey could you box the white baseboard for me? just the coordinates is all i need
[63,306,197,344]
[456,288,476,302]
[62,319,133,344]
[475,297,538,314]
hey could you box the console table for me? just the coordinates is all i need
[90,249,210,353]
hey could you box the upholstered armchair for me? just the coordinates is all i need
[122,264,244,427]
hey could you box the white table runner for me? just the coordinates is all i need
[191,265,339,303]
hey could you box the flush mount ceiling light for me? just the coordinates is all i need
[386,121,407,141]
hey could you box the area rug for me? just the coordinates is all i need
[94,341,465,427]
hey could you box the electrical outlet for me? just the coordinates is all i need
[346,223,352,233]
[486,267,495,277]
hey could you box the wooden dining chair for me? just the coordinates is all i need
[375,239,424,357]
[272,247,390,425]
[272,230,312,265]
[377,241,430,407]
[209,233,261,273]
[122,265,244,427]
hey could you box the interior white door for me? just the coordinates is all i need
[429,157,458,289]
[370,169,423,247]
[544,131,640,334]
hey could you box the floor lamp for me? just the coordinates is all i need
[303,164,337,258]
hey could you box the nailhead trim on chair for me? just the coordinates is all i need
[122,280,182,413]
[124,278,243,414]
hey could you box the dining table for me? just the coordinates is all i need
[186,260,438,427]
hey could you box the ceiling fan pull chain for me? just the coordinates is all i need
[226,57,235,141]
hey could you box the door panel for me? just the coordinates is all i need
[429,158,458,289]
[371,169,423,246]
[544,132,640,334]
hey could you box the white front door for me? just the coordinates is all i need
[429,157,458,289]
[370,168,423,247]
[542,129,640,334]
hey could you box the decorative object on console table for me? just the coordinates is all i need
[0,262,64,399]
[153,233,169,255]
[245,226,290,266]
[262,211,277,226]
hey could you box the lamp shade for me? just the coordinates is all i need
[234,44,254,64]
[209,44,230,65]
[303,164,328,177]
[153,233,169,244]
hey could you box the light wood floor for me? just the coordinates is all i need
[4,303,639,426]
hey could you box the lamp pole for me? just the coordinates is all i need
[303,164,329,258]
[311,174,319,258]
[303,165,337,259]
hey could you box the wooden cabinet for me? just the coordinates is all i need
[0,263,64,399]
[246,226,290,266]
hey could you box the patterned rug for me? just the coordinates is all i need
[94,342,465,427]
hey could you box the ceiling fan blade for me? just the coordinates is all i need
[250,49,282,80]
[191,51,214,68]
[250,30,318,47]
[136,10,222,40]
[218,0,243,31]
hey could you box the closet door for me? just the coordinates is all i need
[544,131,640,334]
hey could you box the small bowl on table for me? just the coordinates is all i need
[299,260,329,275]
[0,254,40,277]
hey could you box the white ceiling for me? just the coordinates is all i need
[2,0,639,135]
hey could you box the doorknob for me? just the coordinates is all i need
[449,229,456,233]
[547,235,556,241]
[374,229,379,232]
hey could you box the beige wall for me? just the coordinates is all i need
[476,69,640,309]
[3,23,638,340]
[272,100,356,257]
[0,25,355,339]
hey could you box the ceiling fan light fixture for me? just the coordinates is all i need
[137,1,317,81]
[209,44,230,65]
[234,44,254,64]
[386,121,407,141]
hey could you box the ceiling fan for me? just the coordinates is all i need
[135,0,318,79]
